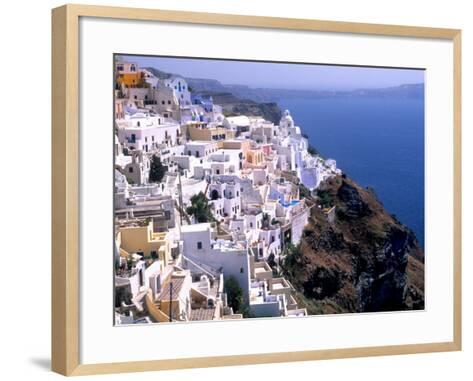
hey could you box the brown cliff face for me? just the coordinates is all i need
[283,176,424,315]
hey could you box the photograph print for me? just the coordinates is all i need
[114,55,425,325]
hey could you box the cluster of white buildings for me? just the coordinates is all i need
[114,61,341,324]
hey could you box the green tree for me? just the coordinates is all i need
[149,155,166,183]
[308,145,319,156]
[281,243,304,282]
[267,253,277,268]
[186,192,214,223]
[317,189,334,208]
[225,276,244,313]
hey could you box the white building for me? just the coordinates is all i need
[193,149,244,179]
[142,68,160,89]
[223,115,251,137]
[208,180,242,220]
[115,134,132,169]
[180,223,251,302]
[117,113,181,153]
[115,169,130,209]
[123,151,150,186]
[162,76,192,107]
[184,141,219,158]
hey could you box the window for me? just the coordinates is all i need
[145,137,147,142]
[197,242,202,250]
[240,267,244,274]
[129,167,133,173]
[162,100,165,105]
[250,222,253,228]
[168,100,171,105]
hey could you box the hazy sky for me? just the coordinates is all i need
[120,55,424,91]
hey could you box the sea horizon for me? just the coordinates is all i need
[279,96,425,248]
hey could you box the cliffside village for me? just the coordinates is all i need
[114,61,341,324]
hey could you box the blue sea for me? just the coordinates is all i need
[279,97,424,248]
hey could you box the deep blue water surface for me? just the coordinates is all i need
[279,97,424,248]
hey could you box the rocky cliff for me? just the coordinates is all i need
[196,91,282,124]
[283,175,424,315]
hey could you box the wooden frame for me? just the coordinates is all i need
[52,3,462,376]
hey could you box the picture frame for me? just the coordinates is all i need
[52,4,462,376]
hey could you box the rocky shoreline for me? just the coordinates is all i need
[282,175,424,314]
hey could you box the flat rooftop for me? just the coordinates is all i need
[185,140,216,146]
[181,223,211,233]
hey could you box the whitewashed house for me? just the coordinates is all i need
[180,223,251,303]
[123,151,150,186]
[116,113,181,154]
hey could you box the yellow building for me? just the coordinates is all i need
[187,122,234,141]
[115,61,146,88]
[222,139,251,156]
[246,148,264,166]
[117,221,171,267]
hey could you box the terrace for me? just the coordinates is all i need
[286,308,308,318]
[269,277,292,295]
[249,281,286,317]
[286,294,299,310]
[249,281,267,304]
[252,261,272,282]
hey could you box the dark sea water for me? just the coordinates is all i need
[279,97,424,248]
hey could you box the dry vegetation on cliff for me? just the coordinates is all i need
[282,175,424,315]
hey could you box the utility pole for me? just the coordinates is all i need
[169,281,173,322]
[177,165,183,226]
